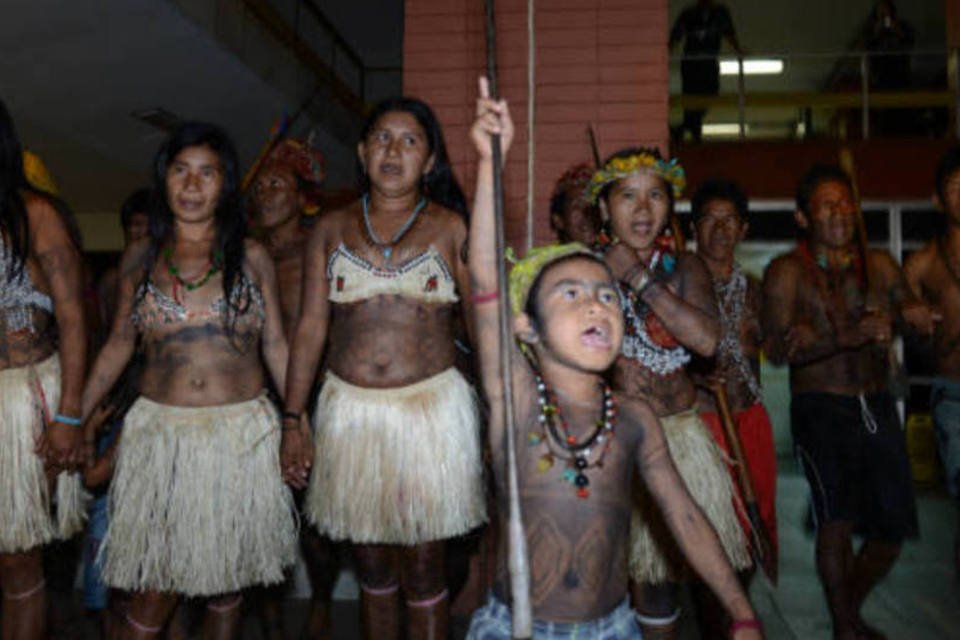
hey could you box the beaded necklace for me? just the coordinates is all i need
[617,238,690,375]
[795,241,865,333]
[529,375,616,499]
[713,263,762,403]
[163,247,222,304]
[361,194,428,266]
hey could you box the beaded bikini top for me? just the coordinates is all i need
[326,243,458,304]
[0,237,53,333]
[616,249,690,376]
[132,275,266,333]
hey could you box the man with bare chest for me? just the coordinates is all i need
[252,138,326,335]
[251,137,335,640]
[903,146,960,572]
[690,179,778,635]
[763,164,926,640]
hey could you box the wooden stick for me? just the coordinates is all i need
[587,124,602,167]
[670,216,686,254]
[838,147,871,291]
[711,383,777,584]
[483,1,532,637]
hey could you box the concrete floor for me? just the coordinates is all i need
[50,461,960,639]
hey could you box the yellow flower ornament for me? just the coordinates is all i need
[586,152,686,203]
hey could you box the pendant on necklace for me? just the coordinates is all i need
[383,246,393,263]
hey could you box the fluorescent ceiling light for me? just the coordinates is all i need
[720,58,784,76]
[702,123,746,136]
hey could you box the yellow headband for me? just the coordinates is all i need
[508,242,597,316]
[586,152,685,203]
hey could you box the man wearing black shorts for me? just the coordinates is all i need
[762,164,932,640]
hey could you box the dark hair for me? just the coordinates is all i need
[795,163,853,217]
[357,97,467,218]
[1,99,82,276]
[0,98,31,277]
[548,190,601,241]
[142,121,248,335]
[691,178,748,224]
[549,189,570,220]
[598,146,675,212]
[935,147,960,203]
[120,187,151,230]
[522,253,614,332]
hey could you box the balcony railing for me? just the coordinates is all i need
[669,49,958,141]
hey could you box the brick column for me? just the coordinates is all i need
[404,0,669,249]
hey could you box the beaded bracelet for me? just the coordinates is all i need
[54,413,82,426]
[729,619,763,635]
[282,410,301,422]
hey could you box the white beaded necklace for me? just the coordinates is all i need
[713,263,762,402]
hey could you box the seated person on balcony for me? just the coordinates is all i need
[669,0,743,143]
[861,0,914,135]
[863,0,913,91]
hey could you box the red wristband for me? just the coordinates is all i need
[729,619,762,636]
[471,290,499,304]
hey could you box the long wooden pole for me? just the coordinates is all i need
[587,124,602,167]
[838,147,871,290]
[483,1,532,637]
[712,383,777,584]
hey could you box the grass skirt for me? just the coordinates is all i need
[100,393,297,596]
[306,368,486,545]
[0,354,87,553]
[629,408,750,583]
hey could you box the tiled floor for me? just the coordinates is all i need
[48,461,960,638]
[743,462,960,640]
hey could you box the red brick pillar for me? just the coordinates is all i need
[404,0,669,250]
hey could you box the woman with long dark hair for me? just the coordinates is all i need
[282,96,484,639]
[0,98,87,640]
[81,122,296,638]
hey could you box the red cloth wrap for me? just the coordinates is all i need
[700,402,778,564]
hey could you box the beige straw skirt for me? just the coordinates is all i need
[630,408,750,583]
[100,393,297,596]
[305,368,486,545]
[0,354,87,553]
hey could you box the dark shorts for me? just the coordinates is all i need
[791,392,918,542]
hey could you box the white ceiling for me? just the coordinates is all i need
[0,0,403,242]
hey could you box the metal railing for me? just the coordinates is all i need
[670,49,958,140]
[241,0,399,112]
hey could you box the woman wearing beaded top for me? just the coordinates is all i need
[282,97,485,640]
[0,98,87,640]
[591,148,750,639]
[81,122,296,638]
